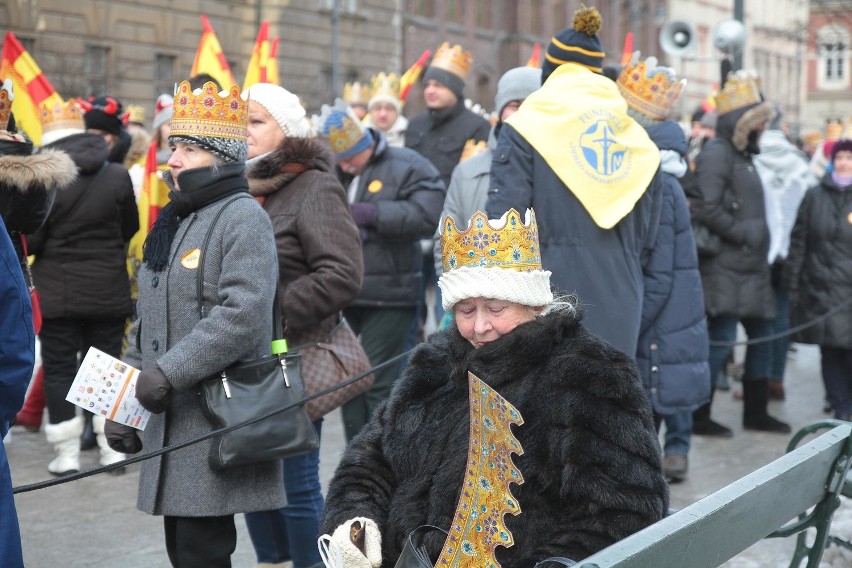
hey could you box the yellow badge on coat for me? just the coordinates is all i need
[368,179,383,193]
[181,248,200,269]
[848,212,852,224]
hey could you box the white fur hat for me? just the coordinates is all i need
[242,83,313,138]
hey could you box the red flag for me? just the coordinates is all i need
[620,32,634,67]
[190,15,237,89]
[526,43,542,68]
[0,31,62,144]
[399,49,431,104]
[128,139,171,264]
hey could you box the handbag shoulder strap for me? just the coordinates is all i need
[195,194,283,341]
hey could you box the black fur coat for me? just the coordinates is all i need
[322,309,669,566]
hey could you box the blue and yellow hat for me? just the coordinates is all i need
[317,98,374,159]
[542,6,605,83]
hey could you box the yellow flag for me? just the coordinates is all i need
[267,37,280,86]
[190,15,237,89]
[506,63,660,229]
[243,21,272,90]
[0,31,62,145]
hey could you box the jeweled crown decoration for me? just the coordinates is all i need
[435,372,524,568]
[170,80,248,141]
[826,122,844,141]
[126,104,145,124]
[39,98,85,133]
[343,81,371,105]
[617,55,686,120]
[0,79,12,131]
[441,209,543,274]
[714,71,762,115]
[370,72,400,100]
[430,42,473,80]
[318,98,366,155]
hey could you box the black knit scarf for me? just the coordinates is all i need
[143,163,248,272]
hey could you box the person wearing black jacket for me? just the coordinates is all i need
[28,99,138,475]
[691,71,788,434]
[318,100,445,441]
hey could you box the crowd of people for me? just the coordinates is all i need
[2,3,852,568]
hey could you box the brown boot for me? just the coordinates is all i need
[768,379,786,401]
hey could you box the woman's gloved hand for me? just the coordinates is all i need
[135,366,172,413]
[318,517,382,568]
[104,419,143,454]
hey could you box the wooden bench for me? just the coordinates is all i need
[573,420,852,568]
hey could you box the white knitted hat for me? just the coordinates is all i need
[242,83,313,138]
[438,209,553,311]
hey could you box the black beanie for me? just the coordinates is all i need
[423,66,465,100]
[542,6,605,84]
[82,96,124,135]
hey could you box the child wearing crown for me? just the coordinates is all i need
[320,209,668,567]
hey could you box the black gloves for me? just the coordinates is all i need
[135,366,172,414]
[104,420,143,454]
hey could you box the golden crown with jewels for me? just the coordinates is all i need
[170,80,248,141]
[714,71,763,115]
[617,54,686,120]
[0,79,12,131]
[430,42,473,80]
[343,81,371,106]
[441,209,543,274]
[126,104,145,125]
[370,72,400,100]
[39,98,85,133]
[318,98,368,155]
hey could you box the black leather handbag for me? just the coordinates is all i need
[393,526,448,568]
[196,195,319,470]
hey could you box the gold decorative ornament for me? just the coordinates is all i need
[170,80,248,141]
[430,42,474,80]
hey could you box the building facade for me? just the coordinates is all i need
[804,0,852,135]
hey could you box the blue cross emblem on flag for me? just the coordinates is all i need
[579,119,628,176]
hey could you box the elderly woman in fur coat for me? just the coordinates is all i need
[320,209,669,567]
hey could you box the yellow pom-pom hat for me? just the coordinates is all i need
[542,5,605,82]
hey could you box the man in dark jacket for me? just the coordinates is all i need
[691,70,788,435]
[486,6,663,357]
[617,53,710,482]
[28,99,138,474]
[319,100,445,441]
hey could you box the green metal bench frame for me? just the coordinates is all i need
[575,421,852,568]
[766,419,852,567]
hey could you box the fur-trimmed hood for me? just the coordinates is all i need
[718,100,776,152]
[246,136,336,198]
[0,148,77,195]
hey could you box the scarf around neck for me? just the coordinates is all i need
[142,163,248,272]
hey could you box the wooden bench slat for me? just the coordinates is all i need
[576,424,852,568]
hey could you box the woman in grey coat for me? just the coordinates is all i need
[105,81,284,567]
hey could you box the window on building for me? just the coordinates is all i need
[322,0,358,13]
[412,0,434,17]
[447,0,464,24]
[85,45,109,97]
[817,25,849,88]
[475,0,491,28]
[154,54,176,97]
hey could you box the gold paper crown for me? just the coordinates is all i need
[126,104,145,125]
[170,81,248,141]
[343,81,371,106]
[370,72,400,100]
[459,138,488,162]
[826,121,844,141]
[0,79,12,131]
[430,42,473,80]
[39,98,85,133]
[319,98,367,155]
[714,71,762,115]
[441,209,542,274]
[617,54,686,120]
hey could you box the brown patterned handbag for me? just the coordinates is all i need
[292,316,374,421]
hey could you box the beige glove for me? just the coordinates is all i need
[318,517,382,568]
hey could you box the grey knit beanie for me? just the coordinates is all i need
[494,67,540,117]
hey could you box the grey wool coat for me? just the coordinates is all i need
[123,185,285,517]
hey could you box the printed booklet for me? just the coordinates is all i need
[66,347,151,430]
